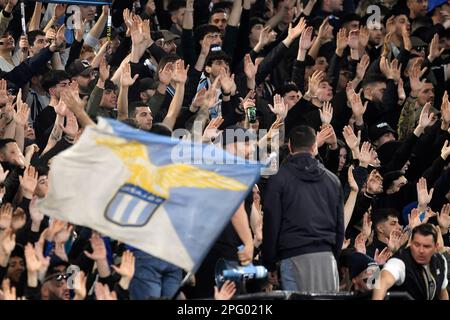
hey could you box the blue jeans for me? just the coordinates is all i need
[280,258,299,291]
[129,250,183,299]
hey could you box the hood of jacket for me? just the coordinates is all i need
[285,153,326,182]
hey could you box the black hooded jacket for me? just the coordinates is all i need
[262,153,344,271]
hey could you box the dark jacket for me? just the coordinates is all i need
[262,153,345,271]
[391,247,447,300]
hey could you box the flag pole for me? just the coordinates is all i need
[20,1,27,35]
[107,6,112,41]
[171,272,193,300]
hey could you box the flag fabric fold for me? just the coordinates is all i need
[37,118,261,272]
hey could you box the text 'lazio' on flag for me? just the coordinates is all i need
[40,0,112,5]
[37,118,261,273]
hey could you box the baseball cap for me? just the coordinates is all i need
[410,36,428,50]
[377,140,402,166]
[138,78,159,92]
[348,252,379,279]
[382,170,405,191]
[66,59,93,78]
[369,122,397,143]
[152,30,180,43]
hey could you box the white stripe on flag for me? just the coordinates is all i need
[128,200,150,225]
[115,194,134,222]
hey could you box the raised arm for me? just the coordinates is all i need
[162,60,188,130]
[85,5,109,48]
[372,269,397,300]
[28,1,43,32]
[117,62,139,121]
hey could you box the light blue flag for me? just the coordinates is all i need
[38,118,261,272]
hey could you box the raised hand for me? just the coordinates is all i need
[388,229,403,252]
[408,208,422,230]
[243,54,257,80]
[14,92,30,127]
[1,279,16,300]
[214,280,236,300]
[158,62,173,86]
[257,25,277,50]
[171,60,189,84]
[356,54,370,81]
[11,208,26,232]
[0,79,8,106]
[401,24,411,51]
[319,101,333,125]
[99,55,111,82]
[441,140,450,160]
[267,115,283,140]
[321,124,337,148]
[317,17,332,43]
[374,247,392,265]
[347,165,358,192]
[305,70,324,98]
[24,243,41,274]
[130,15,144,46]
[349,88,368,120]
[0,165,9,184]
[317,124,334,148]
[287,17,306,41]
[335,28,348,54]
[416,177,433,209]
[0,228,15,256]
[358,26,369,50]
[61,112,79,139]
[112,250,135,290]
[299,26,314,51]
[0,203,13,231]
[120,63,139,87]
[73,271,87,300]
[268,94,288,120]
[380,58,401,82]
[428,34,444,62]
[342,125,360,151]
[348,29,360,50]
[354,232,367,254]
[359,141,373,167]
[202,116,224,142]
[61,82,87,115]
[95,282,117,300]
[417,102,435,132]
[53,99,67,117]
[123,8,133,37]
[53,3,67,20]
[437,203,450,232]
[19,166,38,199]
[84,232,107,261]
[362,212,373,239]
[440,91,450,125]
[219,69,236,94]
[54,24,66,48]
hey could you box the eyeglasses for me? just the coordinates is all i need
[44,273,69,286]
[413,46,427,52]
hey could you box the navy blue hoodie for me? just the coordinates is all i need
[262,153,344,271]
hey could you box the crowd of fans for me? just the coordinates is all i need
[0,0,449,300]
